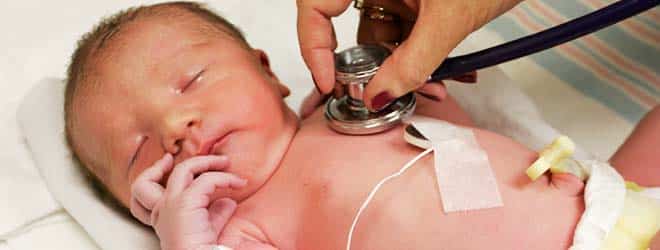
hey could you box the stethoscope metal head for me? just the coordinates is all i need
[325,45,416,135]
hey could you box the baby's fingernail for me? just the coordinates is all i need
[371,91,395,111]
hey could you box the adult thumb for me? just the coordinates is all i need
[363,5,473,111]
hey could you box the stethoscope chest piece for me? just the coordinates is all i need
[325,45,416,135]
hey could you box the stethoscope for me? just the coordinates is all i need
[325,0,659,135]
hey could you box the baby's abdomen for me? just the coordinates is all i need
[350,128,584,249]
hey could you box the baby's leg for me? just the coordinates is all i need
[609,106,660,186]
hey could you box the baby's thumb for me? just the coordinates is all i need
[209,198,238,233]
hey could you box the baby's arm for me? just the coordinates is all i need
[130,154,277,250]
[609,106,660,186]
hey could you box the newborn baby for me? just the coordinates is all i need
[64,2,660,250]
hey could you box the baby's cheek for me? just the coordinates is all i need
[550,173,585,197]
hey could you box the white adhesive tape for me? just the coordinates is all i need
[407,116,503,212]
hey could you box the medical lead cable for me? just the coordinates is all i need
[429,0,660,82]
[346,148,433,250]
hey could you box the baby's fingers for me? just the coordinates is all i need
[209,198,238,233]
[187,172,247,196]
[130,198,153,225]
[134,153,174,184]
[130,154,173,221]
[166,155,230,195]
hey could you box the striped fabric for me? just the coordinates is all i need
[484,0,659,123]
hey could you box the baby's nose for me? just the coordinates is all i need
[161,112,200,155]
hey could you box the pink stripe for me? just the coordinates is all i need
[646,9,660,22]
[528,1,660,88]
[583,0,660,47]
[510,8,657,107]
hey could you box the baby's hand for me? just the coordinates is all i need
[130,154,247,250]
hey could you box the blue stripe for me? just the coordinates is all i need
[485,16,647,123]
[538,0,660,68]
[516,4,660,99]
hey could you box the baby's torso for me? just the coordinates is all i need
[225,97,585,249]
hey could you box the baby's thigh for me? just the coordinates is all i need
[414,94,474,127]
[610,106,660,186]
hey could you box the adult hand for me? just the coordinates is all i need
[297,0,520,111]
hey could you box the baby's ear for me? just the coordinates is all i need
[251,49,290,97]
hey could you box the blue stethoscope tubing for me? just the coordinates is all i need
[429,0,659,82]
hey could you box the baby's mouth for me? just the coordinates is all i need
[209,132,232,155]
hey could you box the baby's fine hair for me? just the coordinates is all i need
[63,1,247,211]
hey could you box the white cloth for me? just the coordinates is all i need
[642,188,660,202]
[569,160,626,250]
[0,99,61,238]
[18,79,160,250]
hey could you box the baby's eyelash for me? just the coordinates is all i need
[129,136,147,169]
[179,69,205,93]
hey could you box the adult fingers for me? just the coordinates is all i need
[297,0,352,94]
[416,81,447,102]
[364,1,473,111]
[300,88,330,119]
[356,0,417,46]
[166,155,230,195]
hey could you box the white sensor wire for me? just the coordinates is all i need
[346,148,433,250]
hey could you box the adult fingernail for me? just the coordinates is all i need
[371,91,395,111]
[452,71,477,83]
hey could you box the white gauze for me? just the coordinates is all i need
[410,116,503,212]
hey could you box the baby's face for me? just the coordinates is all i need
[71,16,298,206]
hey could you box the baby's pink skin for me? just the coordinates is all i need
[610,106,660,187]
[652,233,660,250]
[130,154,269,250]
[134,95,590,250]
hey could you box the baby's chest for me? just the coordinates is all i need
[292,147,441,249]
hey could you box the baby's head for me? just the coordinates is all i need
[65,2,298,208]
